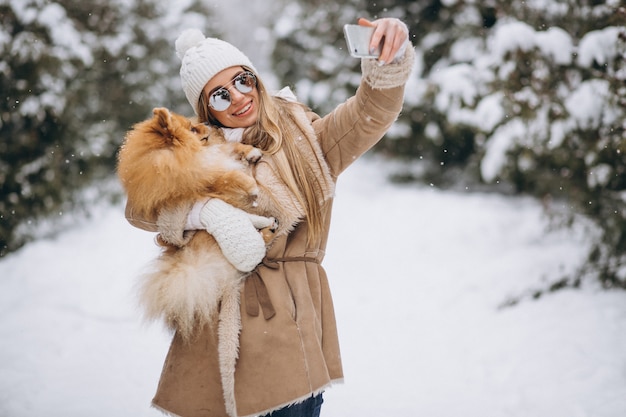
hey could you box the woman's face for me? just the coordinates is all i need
[202,66,259,128]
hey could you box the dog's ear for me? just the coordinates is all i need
[152,108,174,141]
[153,107,172,129]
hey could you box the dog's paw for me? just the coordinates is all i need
[246,148,263,164]
[250,187,260,207]
[269,217,279,232]
[259,217,279,244]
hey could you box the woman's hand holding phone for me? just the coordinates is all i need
[344,17,409,64]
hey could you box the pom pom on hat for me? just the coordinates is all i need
[176,29,257,116]
[175,29,206,60]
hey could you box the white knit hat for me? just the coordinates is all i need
[176,29,256,115]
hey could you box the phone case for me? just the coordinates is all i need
[343,24,381,58]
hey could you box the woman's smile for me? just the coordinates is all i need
[233,100,253,116]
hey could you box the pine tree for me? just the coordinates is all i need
[271,0,626,287]
[0,0,215,257]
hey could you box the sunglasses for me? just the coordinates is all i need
[208,71,257,112]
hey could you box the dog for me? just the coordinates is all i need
[118,107,277,341]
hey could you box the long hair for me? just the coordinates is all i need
[197,66,329,243]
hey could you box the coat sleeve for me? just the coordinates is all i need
[313,46,415,177]
[125,201,158,232]
[125,199,195,247]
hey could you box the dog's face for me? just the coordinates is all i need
[148,107,217,152]
[118,107,223,203]
[118,107,261,217]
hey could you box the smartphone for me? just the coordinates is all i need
[343,24,381,58]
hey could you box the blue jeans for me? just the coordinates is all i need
[259,393,324,417]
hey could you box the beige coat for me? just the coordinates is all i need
[126,47,415,417]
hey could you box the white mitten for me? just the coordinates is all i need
[197,199,273,272]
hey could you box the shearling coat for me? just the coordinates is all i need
[125,47,415,417]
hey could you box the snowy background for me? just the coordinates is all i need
[2,1,626,416]
[1,157,626,417]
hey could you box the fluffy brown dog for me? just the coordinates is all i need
[118,107,276,341]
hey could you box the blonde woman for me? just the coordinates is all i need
[125,17,414,417]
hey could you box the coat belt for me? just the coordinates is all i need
[244,256,319,320]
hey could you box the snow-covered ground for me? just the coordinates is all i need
[1,158,626,417]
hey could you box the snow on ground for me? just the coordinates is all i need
[1,157,625,417]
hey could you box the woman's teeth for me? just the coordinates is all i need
[235,102,251,116]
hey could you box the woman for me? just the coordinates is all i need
[126,17,414,417]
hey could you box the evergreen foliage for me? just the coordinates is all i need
[271,0,626,287]
[2,0,624,287]
[0,0,214,257]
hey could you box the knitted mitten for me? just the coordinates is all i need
[361,37,415,90]
[198,199,272,272]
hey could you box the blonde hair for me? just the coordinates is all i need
[197,67,329,243]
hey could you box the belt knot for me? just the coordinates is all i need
[244,256,318,320]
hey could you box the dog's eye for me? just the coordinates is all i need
[191,127,198,133]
